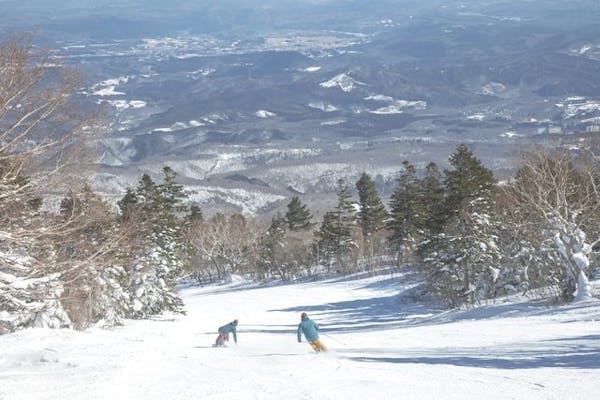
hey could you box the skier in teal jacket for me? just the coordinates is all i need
[297,312,327,352]
[215,319,238,346]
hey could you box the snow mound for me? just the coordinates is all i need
[364,94,394,102]
[308,102,338,112]
[303,66,321,72]
[480,82,506,96]
[255,110,276,118]
[369,100,427,114]
[320,73,365,92]
[222,274,252,286]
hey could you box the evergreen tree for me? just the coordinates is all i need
[424,196,502,307]
[257,214,288,280]
[444,144,495,216]
[419,162,446,235]
[189,204,204,223]
[136,173,162,215]
[422,145,500,307]
[355,172,388,237]
[117,168,190,318]
[316,179,356,273]
[416,162,447,261]
[155,166,191,280]
[117,188,138,220]
[158,166,189,216]
[316,211,342,272]
[334,178,356,226]
[388,160,425,261]
[285,196,312,230]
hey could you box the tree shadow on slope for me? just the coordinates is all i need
[343,335,600,369]
[268,289,443,333]
[426,297,600,326]
[269,289,600,334]
[182,267,409,298]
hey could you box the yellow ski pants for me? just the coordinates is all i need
[309,339,327,352]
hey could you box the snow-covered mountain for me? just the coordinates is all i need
[4,0,600,215]
[319,73,366,92]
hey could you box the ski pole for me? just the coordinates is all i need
[322,332,346,345]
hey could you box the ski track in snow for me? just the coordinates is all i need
[1,272,599,399]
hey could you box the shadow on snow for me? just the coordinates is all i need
[342,335,600,369]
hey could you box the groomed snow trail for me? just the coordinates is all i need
[1,273,599,399]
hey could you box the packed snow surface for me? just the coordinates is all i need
[1,272,599,399]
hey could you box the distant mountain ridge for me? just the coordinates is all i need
[2,0,599,214]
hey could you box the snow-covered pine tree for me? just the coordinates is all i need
[388,160,425,263]
[444,144,496,216]
[316,211,342,274]
[285,196,312,231]
[424,196,502,307]
[316,179,356,274]
[0,159,68,332]
[0,248,71,333]
[356,172,388,237]
[419,162,446,236]
[257,214,289,280]
[415,162,447,270]
[119,169,187,318]
[421,145,500,307]
[355,172,388,272]
[155,166,191,282]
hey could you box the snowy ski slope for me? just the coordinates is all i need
[1,271,599,399]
